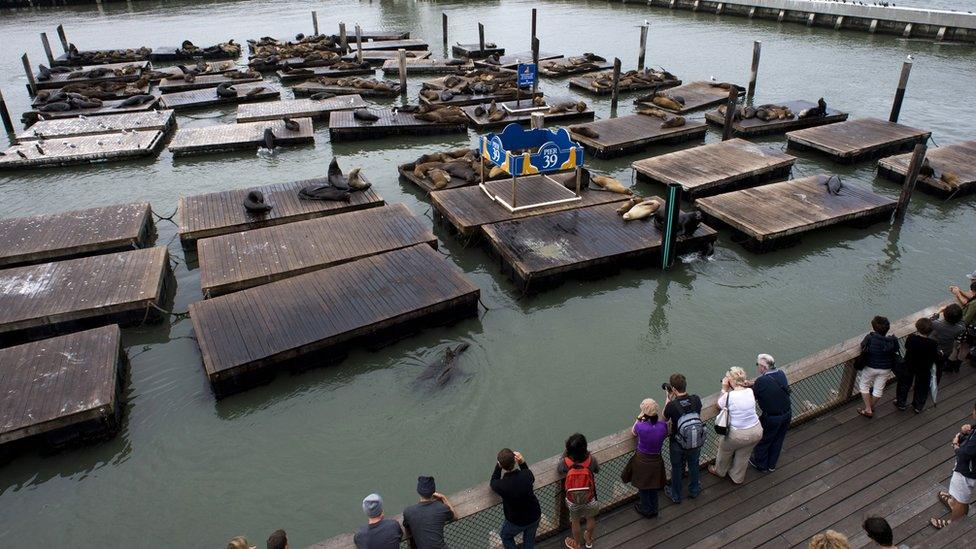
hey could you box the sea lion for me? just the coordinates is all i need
[37,65,52,81]
[184,72,196,83]
[69,97,103,109]
[245,86,266,97]
[616,196,644,216]
[295,33,305,41]
[919,158,935,178]
[651,95,683,111]
[298,184,351,202]
[623,198,664,221]
[243,190,273,213]
[215,83,237,98]
[347,168,370,191]
[262,128,276,150]
[942,172,961,187]
[823,175,843,195]
[438,89,454,102]
[428,168,452,189]
[310,92,335,100]
[283,117,300,132]
[488,109,507,122]
[328,158,351,190]
[39,101,72,112]
[353,109,379,122]
[488,166,506,178]
[590,174,632,195]
[798,97,828,119]
[653,206,702,236]
[660,115,686,128]
[115,94,154,107]
[570,125,599,139]
[181,40,196,51]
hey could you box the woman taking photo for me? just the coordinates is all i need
[624,399,668,518]
[708,367,763,484]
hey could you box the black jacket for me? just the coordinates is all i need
[860,332,900,370]
[754,370,791,416]
[490,461,542,527]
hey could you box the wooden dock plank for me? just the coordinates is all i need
[568,114,707,159]
[878,139,976,197]
[168,118,313,156]
[568,70,680,96]
[632,138,796,199]
[22,96,160,124]
[461,98,595,130]
[352,38,428,51]
[381,58,474,75]
[430,174,630,238]
[236,95,368,123]
[0,325,124,447]
[159,83,279,110]
[178,178,384,245]
[30,83,151,108]
[696,175,897,250]
[189,244,480,394]
[158,73,263,93]
[482,202,717,291]
[787,117,931,162]
[474,51,562,69]
[328,109,468,142]
[149,44,241,62]
[0,246,171,343]
[0,130,165,169]
[637,81,743,114]
[16,110,174,141]
[277,66,375,83]
[34,61,147,90]
[0,202,155,268]
[198,204,436,297]
[538,55,612,77]
[451,43,505,59]
[291,80,402,98]
[341,49,431,65]
[398,148,504,193]
[53,49,152,67]
[332,30,410,41]
[704,99,849,137]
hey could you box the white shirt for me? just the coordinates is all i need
[719,388,760,430]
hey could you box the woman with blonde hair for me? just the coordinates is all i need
[708,367,763,484]
[226,536,256,549]
[622,398,668,518]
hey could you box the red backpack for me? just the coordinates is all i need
[564,455,596,505]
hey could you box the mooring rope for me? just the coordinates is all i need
[151,206,178,223]
[148,301,190,320]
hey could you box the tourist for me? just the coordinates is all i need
[931,400,976,529]
[862,517,905,548]
[857,316,900,418]
[662,373,704,503]
[931,304,966,374]
[402,476,458,549]
[354,493,404,549]
[748,354,791,473]
[949,279,975,307]
[227,536,256,549]
[895,318,940,413]
[557,433,600,549]
[965,282,976,326]
[708,367,763,484]
[624,398,668,518]
[266,529,288,549]
[808,530,851,549]
[490,448,542,549]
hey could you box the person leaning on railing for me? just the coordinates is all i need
[856,316,900,419]
[747,354,791,473]
[894,318,939,414]
[490,448,542,549]
[622,399,667,518]
[354,493,404,549]
[402,476,458,549]
[708,367,763,484]
[930,304,966,376]
[662,373,704,504]
[556,433,600,549]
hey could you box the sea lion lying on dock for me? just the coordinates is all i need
[283,118,300,132]
[547,101,587,114]
[313,76,398,94]
[569,125,599,139]
[414,105,469,125]
[584,170,632,195]
[215,83,238,98]
[622,197,665,221]
[589,68,675,90]
[648,94,684,111]
[754,104,795,121]
[297,159,368,201]
[409,148,494,189]
[636,106,685,128]
[822,175,843,195]
[115,94,154,108]
[243,190,273,213]
[798,97,828,119]
[353,109,380,122]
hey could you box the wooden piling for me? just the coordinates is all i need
[442,13,448,47]
[638,23,648,71]
[894,143,926,219]
[0,89,14,134]
[21,54,37,97]
[531,8,537,46]
[57,24,69,53]
[398,49,407,96]
[747,40,761,103]
[661,183,683,269]
[721,85,738,141]
[530,111,544,130]
[339,22,348,51]
[532,37,540,96]
[610,57,622,112]
[40,33,55,65]
[312,11,319,36]
[479,23,485,52]
[355,24,363,64]
[889,59,912,123]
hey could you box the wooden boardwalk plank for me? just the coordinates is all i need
[632,138,796,199]
[189,244,480,395]
[482,202,717,291]
[568,114,707,159]
[787,117,931,163]
[33,61,147,90]
[878,139,976,198]
[538,55,612,78]
[168,118,314,156]
[236,95,368,123]
[159,83,279,110]
[695,175,896,250]
[451,43,505,59]
[22,96,160,124]
[704,99,849,137]
[0,202,155,268]
[341,49,431,65]
[569,71,680,96]
[157,73,263,93]
[352,38,428,51]
[0,246,171,344]
[380,57,474,75]
[637,81,743,114]
[52,49,151,67]
[0,130,165,169]
[328,109,468,142]
[332,30,409,41]
[16,110,174,141]
[474,51,562,69]
[461,98,595,130]
[178,178,384,245]
[277,66,375,83]
[291,80,402,98]
[0,325,124,447]
[198,204,437,297]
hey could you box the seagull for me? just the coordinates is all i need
[710,75,717,82]
[907,54,914,61]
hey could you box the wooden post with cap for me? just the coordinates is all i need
[721,86,738,141]
[0,88,14,135]
[398,49,407,97]
[638,23,648,71]
[339,23,348,52]
[22,53,37,97]
[894,142,927,220]
[442,13,448,48]
[40,33,55,65]
[890,59,913,123]
[531,8,537,46]
[355,24,363,64]
[610,57,622,113]
[747,40,761,103]
[478,23,485,52]
[311,11,319,36]
[532,37,540,97]
[56,24,69,53]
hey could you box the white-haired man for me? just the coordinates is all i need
[748,354,792,472]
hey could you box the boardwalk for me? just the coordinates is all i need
[704,99,849,137]
[637,81,742,114]
[328,110,468,142]
[159,83,279,110]
[15,110,175,141]
[168,118,314,155]
[0,131,166,169]
[878,139,976,198]
[236,95,368,123]
[569,115,707,158]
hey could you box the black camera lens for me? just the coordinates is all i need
[661,383,671,391]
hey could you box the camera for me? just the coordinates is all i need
[661,383,672,392]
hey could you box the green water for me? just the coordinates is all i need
[0,1,974,547]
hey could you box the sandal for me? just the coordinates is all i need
[938,491,954,509]
[708,465,723,478]
[930,517,951,529]
[565,537,580,549]
[584,532,594,549]
[858,409,873,418]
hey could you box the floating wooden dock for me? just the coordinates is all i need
[787,117,931,163]
[291,80,402,98]
[0,130,166,169]
[0,202,155,268]
[568,114,707,159]
[878,140,976,198]
[151,61,238,81]
[569,71,680,95]
[236,95,368,123]
[451,43,505,59]
[352,38,429,51]
[15,110,174,141]
[696,175,897,252]
[30,84,150,107]
[637,81,742,114]
[460,98,595,130]
[149,45,240,62]
[399,158,503,193]
[158,73,263,93]
[633,138,796,199]
[475,51,562,69]
[704,99,849,137]
[328,109,468,142]
[277,66,375,83]
[538,55,612,77]
[334,30,410,41]
[52,49,151,67]
[381,58,474,75]
[420,89,543,108]
[483,202,717,291]
[178,178,384,245]
[22,96,160,125]
[34,61,147,90]
[159,83,279,111]
[168,118,313,156]
[0,325,126,450]
[189,244,479,396]
[0,246,172,345]
[341,49,431,65]
[431,175,631,238]
[198,204,436,297]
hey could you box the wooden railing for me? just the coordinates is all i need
[312,301,948,548]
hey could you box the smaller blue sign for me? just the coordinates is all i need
[517,63,537,89]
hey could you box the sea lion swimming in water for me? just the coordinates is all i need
[262,128,276,150]
[823,175,843,195]
[353,109,379,122]
[243,190,273,213]
[283,117,300,132]
[417,343,470,386]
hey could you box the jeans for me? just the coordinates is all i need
[668,443,702,502]
[751,412,791,471]
[500,518,539,549]
[637,488,659,516]
[896,368,930,411]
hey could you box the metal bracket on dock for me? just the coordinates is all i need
[902,23,913,38]
[834,16,844,30]
[777,10,786,22]
[869,19,879,33]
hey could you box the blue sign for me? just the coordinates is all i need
[480,123,585,177]
[517,63,537,89]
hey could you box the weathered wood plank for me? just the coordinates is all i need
[16,110,174,141]
[291,80,402,98]
[637,80,743,114]
[277,66,375,84]
[33,61,147,90]
[704,99,849,136]
[878,139,976,198]
[451,43,505,59]
[159,83,279,110]
[474,51,562,69]
[787,117,931,162]
[22,96,160,125]
[568,70,680,96]
[168,118,314,156]
[351,38,428,51]
[157,73,263,93]
[328,109,468,142]
[460,98,594,130]
[381,58,474,75]
[0,130,165,169]
[236,95,368,123]
[537,54,612,78]
[568,114,708,159]
[340,49,431,65]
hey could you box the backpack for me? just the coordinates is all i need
[564,455,596,505]
[674,399,706,450]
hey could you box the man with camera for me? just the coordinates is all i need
[662,373,705,503]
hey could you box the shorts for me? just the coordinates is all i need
[857,367,890,397]
[948,471,976,505]
[566,498,600,521]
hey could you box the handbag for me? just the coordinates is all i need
[714,392,731,437]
